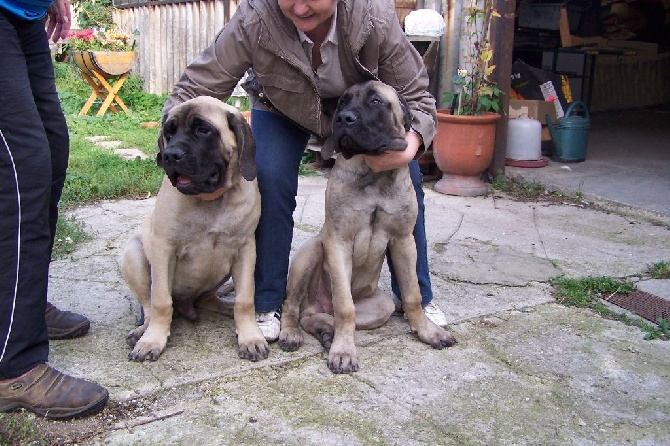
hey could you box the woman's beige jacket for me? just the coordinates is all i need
[164,0,437,146]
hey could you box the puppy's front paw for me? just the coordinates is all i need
[128,338,166,362]
[278,327,303,352]
[418,324,457,350]
[327,350,359,374]
[238,337,270,361]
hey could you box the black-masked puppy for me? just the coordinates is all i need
[278,81,456,373]
[121,96,268,362]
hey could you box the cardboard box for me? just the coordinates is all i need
[509,100,557,142]
[509,100,557,125]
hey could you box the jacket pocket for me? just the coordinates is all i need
[255,67,306,94]
[385,49,416,89]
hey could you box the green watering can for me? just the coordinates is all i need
[546,101,590,162]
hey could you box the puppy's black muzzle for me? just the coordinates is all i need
[336,110,358,127]
[332,107,406,159]
[161,135,199,179]
[161,145,187,167]
[160,133,225,195]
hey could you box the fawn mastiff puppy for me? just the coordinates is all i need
[278,81,456,373]
[121,96,268,362]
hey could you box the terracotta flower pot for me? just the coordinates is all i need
[432,110,501,196]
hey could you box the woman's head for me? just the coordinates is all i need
[278,0,338,36]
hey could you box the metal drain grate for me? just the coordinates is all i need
[606,290,670,324]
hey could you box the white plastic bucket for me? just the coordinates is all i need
[506,116,542,161]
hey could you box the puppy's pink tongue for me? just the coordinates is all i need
[177,176,192,185]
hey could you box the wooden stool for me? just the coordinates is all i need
[72,51,136,117]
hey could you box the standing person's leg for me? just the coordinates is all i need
[32,52,69,256]
[251,108,310,341]
[387,160,448,327]
[0,12,108,420]
[25,13,91,340]
[0,10,51,381]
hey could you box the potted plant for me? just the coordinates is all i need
[432,0,502,196]
[66,28,136,78]
[64,28,136,116]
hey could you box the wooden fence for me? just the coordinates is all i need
[112,0,457,101]
[112,0,239,94]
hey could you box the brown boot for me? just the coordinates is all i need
[45,302,90,340]
[0,364,108,420]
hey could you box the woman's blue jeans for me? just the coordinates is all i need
[251,108,433,313]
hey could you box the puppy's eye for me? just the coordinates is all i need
[163,127,175,142]
[196,126,211,136]
[370,98,382,105]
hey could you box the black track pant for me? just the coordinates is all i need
[0,9,69,380]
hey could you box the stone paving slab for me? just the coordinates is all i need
[44,175,670,444]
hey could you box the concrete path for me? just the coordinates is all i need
[45,175,670,444]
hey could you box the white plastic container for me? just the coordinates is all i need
[506,116,542,161]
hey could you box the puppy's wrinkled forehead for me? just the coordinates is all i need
[341,81,406,128]
[167,100,222,129]
[376,83,406,125]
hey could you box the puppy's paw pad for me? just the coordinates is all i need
[327,352,359,374]
[238,341,270,361]
[278,329,303,352]
[128,342,164,362]
[421,328,457,350]
[128,349,162,362]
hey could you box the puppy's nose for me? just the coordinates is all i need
[336,110,358,126]
[162,146,186,165]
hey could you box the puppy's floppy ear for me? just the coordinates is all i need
[156,114,168,167]
[320,133,338,160]
[397,92,413,132]
[227,111,257,181]
[320,102,344,160]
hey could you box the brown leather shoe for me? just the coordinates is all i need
[0,364,108,420]
[45,302,90,339]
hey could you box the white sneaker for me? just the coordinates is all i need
[393,295,449,329]
[256,311,281,342]
[423,301,449,328]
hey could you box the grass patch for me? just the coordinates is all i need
[491,172,587,205]
[0,411,45,445]
[60,143,161,207]
[646,260,670,279]
[551,275,669,340]
[298,150,322,176]
[52,214,92,260]
[52,62,166,253]
[56,60,165,209]
[491,173,548,199]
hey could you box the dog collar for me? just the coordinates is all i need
[195,186,227,201]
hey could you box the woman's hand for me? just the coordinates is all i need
[45,0,72,43]
[363,129,421,173]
